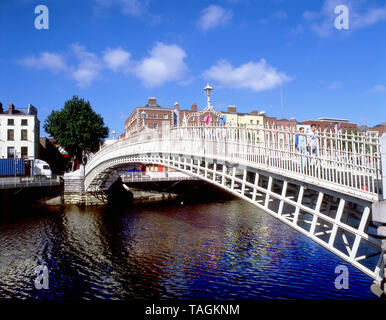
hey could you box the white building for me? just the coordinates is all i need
[0,102,40,159]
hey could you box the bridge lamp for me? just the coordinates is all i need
[112,130,116,140]
[204,84,213,108]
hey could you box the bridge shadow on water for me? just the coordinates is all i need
[106,176,237,213]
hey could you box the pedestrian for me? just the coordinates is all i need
[295,127,307,173]
[307,124,319,157]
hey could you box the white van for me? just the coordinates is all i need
[34,159,52,178]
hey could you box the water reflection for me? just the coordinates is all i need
[0,199,375,300]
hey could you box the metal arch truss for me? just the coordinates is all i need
[182,105,224,126]
[84,125,384,281]
[86,152,384,281]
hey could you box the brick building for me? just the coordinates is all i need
[122,97,223,138]
[370,123,386,136]
[300,118,357,132]
[124,97,173,136]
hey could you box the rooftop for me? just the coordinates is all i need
[0,102,38,116]
[317,117,350,123]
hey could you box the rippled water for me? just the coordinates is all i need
[0,199,375,300]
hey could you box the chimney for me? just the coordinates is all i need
[250,110,258,116]
[148,97,157,106]
[227,105,236,113]
[174,102,179,110]
[0,102,3,113]
[8,102,15,114]
[191,103,197,112]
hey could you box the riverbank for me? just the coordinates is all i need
[42,188,179,206]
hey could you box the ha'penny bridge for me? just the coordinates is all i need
[65,121,386,298]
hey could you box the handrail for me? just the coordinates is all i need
[85,125,382,199]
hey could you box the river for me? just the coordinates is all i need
[0,197,375,300]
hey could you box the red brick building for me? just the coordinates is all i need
[370,123,386,136]
[300,118,357,132]
[122,97,223,138]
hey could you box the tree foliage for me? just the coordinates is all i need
[44,95,109,163]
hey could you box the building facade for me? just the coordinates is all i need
[0,102,40,159]
[300,118,357,132]
[223,106,264,127]
[124,97,174,137]
[370,123,386,136]
[123,98,224,138]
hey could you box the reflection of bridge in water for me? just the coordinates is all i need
[66,124,386,297]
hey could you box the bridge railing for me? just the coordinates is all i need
[86,125,382,200]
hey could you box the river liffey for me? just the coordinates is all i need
[0,198,375,300]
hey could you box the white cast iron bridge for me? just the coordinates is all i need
[84,124,385,289]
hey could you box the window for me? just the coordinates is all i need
[21,119,28,126]
[154,114,158,119]
[21,147,28,158]
[7,147,15,158]
[154,123,158,129]
[21,129,28,140]
[8,119,14,126]
[141,112,147,119]
[7,129,14,141]
[163,114,168,119]
[250,120,253,124]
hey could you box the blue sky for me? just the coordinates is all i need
[0,0,385,137]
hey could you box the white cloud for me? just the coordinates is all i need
[103,47,131,72]
[70,44,104,88]
[133,42,188,87]
[94,0,148,16]
[203,59,292,92]
[197,5,233,31]
[17,42,189,88]
[351,6,386,29]
[17,52,67,72]
[327,81,343,90]
[371,85,386,93]
[303,0,386,37]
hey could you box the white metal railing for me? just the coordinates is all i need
[86,125,382,200]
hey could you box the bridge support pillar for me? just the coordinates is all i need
[370,201,386,299]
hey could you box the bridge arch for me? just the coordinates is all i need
[83,126,384,283]
[86,159,383,282]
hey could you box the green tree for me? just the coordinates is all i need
[44,95,109,169]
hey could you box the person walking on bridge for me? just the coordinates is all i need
[295,127,307,173]
[307,124,319,157]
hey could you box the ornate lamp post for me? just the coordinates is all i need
[204,84,213,111]
[182,84,222,126]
